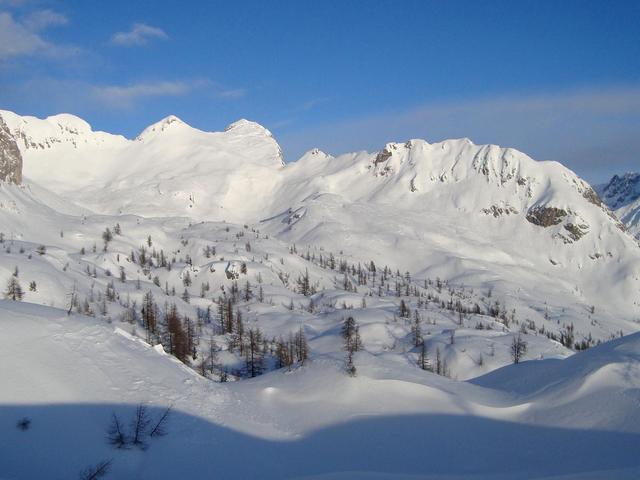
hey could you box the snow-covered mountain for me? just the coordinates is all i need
[598,172,640,239]
[3,109,639,328]
[0,110,284,221]
[2,109,640,479]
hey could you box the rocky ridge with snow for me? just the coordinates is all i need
[599,172,640,239]
[0,116,22,184]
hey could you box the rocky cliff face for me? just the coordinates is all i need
[599,173,640,210]
[0,117,22,184]
[598,172,640,239]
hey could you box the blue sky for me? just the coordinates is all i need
[0,0,638,182]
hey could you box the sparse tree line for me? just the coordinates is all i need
[292,243,614,362]
[1,226,615,388]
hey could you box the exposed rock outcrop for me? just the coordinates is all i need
[564,222,589,241]
[0,117,22,184]
[482,204,519,218]
[526,206,567,227]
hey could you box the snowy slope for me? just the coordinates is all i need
[473,330,640,433]
[1,109,640,364]
[2,109,640,478]
[0,181,578,381]
[263,140,640,328]
[598,172,640,239]
[1,300,640,479]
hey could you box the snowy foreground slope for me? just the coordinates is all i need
[1,300,640,480]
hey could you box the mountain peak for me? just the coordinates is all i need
[224,119,284,167]
[0,110,94,137]
[44,113,92,134]
[224,118,273,137]
[299,148,332,160]
[600,172,640,209]
[136,115,189,141]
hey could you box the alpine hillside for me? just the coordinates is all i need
[1,109,640,479]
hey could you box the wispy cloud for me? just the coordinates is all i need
[23,9,68,30]
[0,11,76,60]
[0,0,29,6]
[299,97,330,112]
[217,87,246,99]
[0,11,46,58]
[279,87,640,182]
[90,78,245,108]
[110,23,168,46]
[91,81,194,108]
[0,76,246,114]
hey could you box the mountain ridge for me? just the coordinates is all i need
[0,108,633,249]
[1,108,639,326]
[1,109,640,480]
[598,172,640,239]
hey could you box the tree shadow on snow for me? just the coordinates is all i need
[0,404,638,479]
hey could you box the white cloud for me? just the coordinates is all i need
[0,77,246,113]
[110,23,168,46]
[91,79,245,108]
[0,11,47,58]
[23,9,69,30]
[91,81,192,107]
[0,11,76,60]
[216,87,246,99]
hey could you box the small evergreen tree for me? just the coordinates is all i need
[102,228,113,251]
[181,289,190,304]
[418,341,431,371]
[245,328,264,377]
[411,315,423,347]
[4,276,23,301]
[294,326,309,364]
[346,350,357,377]
[511,334,527,364]
[399,299,410,318]
[297,268,311,296]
